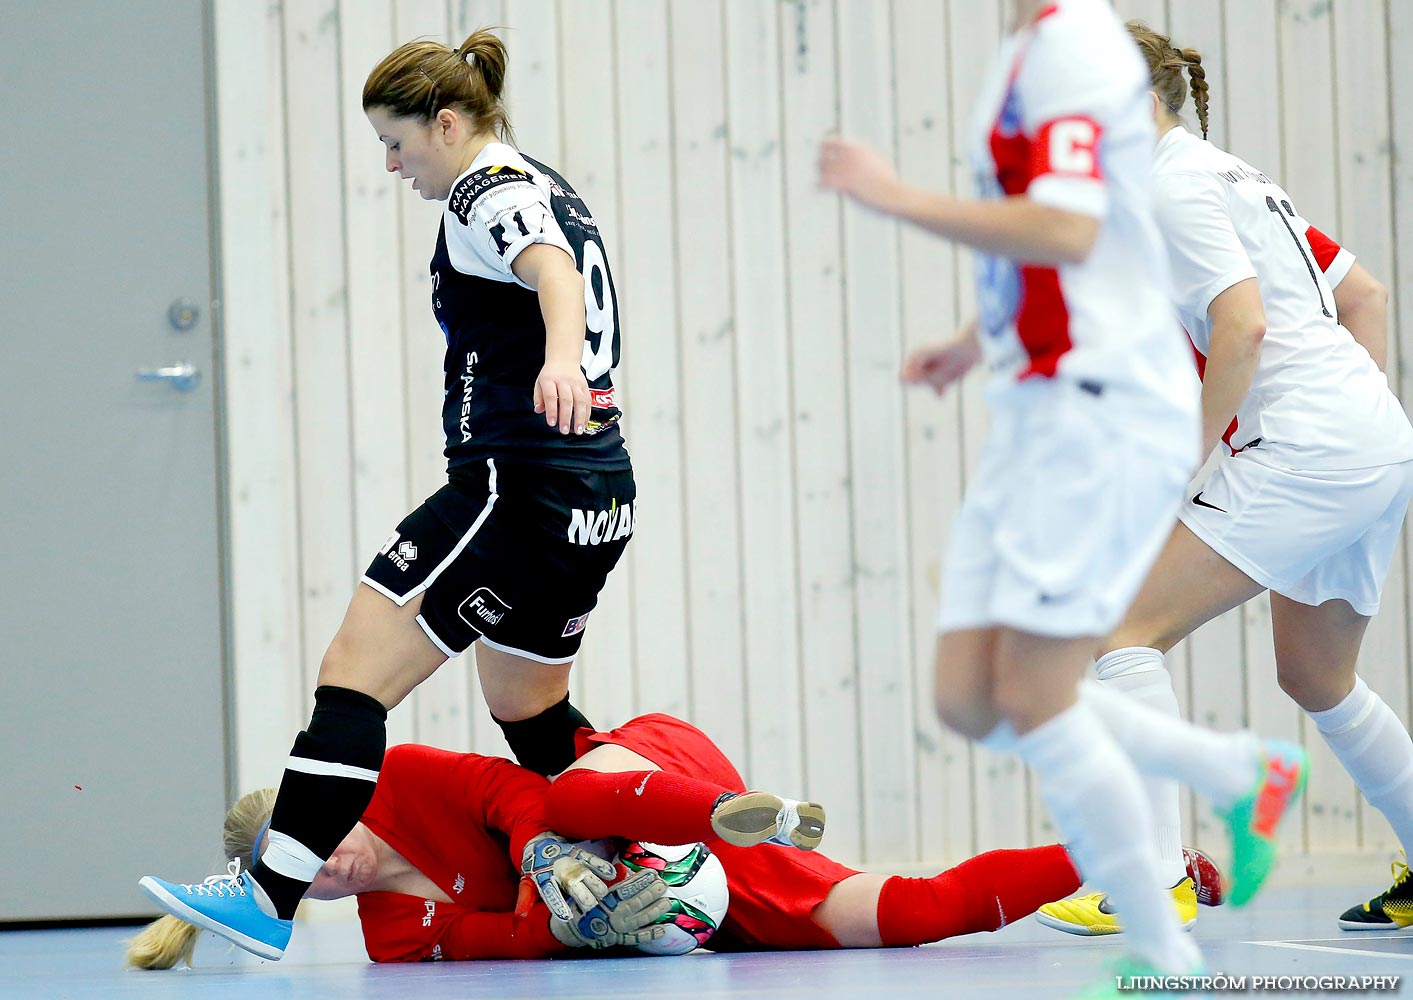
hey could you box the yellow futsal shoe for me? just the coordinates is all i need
[1036,877,1198,936]
[1339,853,1413,930]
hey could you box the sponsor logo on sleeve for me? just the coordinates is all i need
[561,203,597,231]
[489,205,544,257]
[422,900,436,927]
[378,532,417,572]
[448,166,531,225]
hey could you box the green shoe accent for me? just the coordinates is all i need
[1071,955,1205,999]
[1218,740,1308,908]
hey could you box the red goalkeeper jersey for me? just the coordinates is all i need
[354,744,567,962]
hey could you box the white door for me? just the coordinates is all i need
[0,0,229,920]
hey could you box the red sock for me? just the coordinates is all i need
[546,769,731,844]
[876,845,1081,946]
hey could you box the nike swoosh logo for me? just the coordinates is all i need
[635,774,651,796]
[1192,492,1226,513]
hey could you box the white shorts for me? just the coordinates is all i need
[937,379,1194,638]
[1180,452,1413,616]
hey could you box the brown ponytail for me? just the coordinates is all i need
[1126,21,1211,139]
[363,28,515,145]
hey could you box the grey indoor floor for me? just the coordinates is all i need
[4,884,1410,1000]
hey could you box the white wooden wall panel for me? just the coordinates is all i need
[1387,0,1413,854]
[836,0,918,864]
[499,1,561,166]
[1119,0,1166,33]
[777,0,865,861]
[282,0,357,726]
[893,0,971,862]
[1334,0,1409,854]
[668,0,750,768]
[216,0,305,791]
[217,0,1413,868]
[723,1,806,796]
[611,0,692,722]
[1394,2,1413,415]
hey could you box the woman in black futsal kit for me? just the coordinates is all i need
[139,29,656,960]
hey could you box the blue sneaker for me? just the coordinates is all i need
[138,860,292,960]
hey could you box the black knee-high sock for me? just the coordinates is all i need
[249,685,387,919]
[493,694,592,776]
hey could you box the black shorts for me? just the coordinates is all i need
[361,459,635,662]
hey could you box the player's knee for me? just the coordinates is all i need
[316,629,360,685]
[1276,664,1346,713]
[990,683,1050,735]
[935,689,995,741]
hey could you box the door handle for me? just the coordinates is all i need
[135,362,201,391]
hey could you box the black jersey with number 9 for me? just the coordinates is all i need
[431,142,629,473]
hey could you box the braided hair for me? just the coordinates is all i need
[1126,20,1210,139]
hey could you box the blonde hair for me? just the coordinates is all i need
[362,28,514,145]
[124,789,276,970]
[1127,20,1210,139]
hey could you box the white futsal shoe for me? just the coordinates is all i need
[710,791,825,850]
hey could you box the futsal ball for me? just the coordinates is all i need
[615,841,730,955]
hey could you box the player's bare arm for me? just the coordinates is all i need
[514,242,591,435]
[1198,278,1266,459]
[1332,261,1389,372]
[817,136,1099,264]
[900,320,982,397]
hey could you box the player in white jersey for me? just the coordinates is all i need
[821,0,1306,986]
[1038,21,1413,939]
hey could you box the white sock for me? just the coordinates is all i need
[1095,648,1187,887]
[1081,680,1260,809]
[1016,702,1200,973]
[1309,676,1413,852]
[980,719,1019,754]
